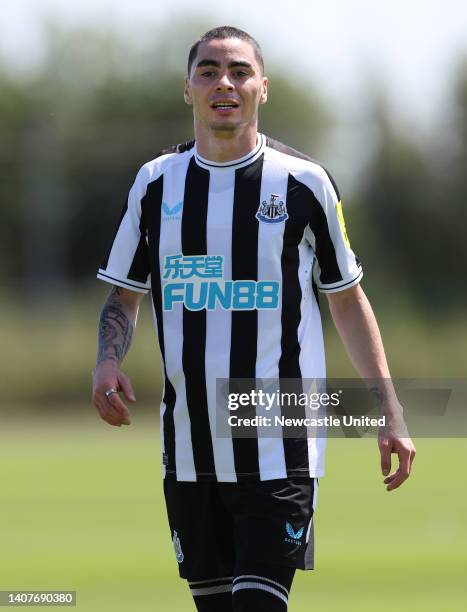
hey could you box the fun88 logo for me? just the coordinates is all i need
[162,254,280,311]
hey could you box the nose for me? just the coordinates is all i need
[216,72,234,91]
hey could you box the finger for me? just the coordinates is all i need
[393,450,412,484]
[106,392,131,424]
[386,472,409,491]
[92,379,126,425]
[94,397,123,426]
[97,390,129,424]
[100,396,127,425]
[107,390,131,417]
[384,466,410,490]
[118,373,136,402]
[409,449,416,468]
[379,438,392,476]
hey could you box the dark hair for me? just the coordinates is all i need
[187,26,264,76]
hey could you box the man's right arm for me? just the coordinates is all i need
[92,285,145,427]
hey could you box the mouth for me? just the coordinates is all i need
[210,100,240,112]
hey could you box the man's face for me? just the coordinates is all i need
[184,38,268,134]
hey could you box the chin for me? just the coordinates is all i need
[208,122,240,133]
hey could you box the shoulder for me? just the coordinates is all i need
[136,140,195,186]
[155,139,196,158]
[264,135,340,200]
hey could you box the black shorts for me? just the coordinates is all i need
[163,476,318,582]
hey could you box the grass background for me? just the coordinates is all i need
[0,408,466,612]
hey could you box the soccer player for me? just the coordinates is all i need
[92,26,416,612]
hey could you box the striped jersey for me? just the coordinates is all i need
[97,133,363,482]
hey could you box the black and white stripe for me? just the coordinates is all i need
[189,576,233,597]
[181,158,216,478]
[230,157,263,478]
[232,574,289,605]
[97,133,362,482]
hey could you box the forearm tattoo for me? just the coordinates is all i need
[369,386,384,407]
[97,286,134,365]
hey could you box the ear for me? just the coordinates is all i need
[259,76,268,105]
[184,77,193,105]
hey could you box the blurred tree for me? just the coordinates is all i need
[451,56,467,240]
[0,72,47,284]
[357,91,467,315]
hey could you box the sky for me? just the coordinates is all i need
[2,0,467,131]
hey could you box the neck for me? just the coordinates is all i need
[194,123,259,162]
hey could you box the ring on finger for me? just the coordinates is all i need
[105,387,118,399]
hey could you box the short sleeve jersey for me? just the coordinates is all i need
[97,133,363,482]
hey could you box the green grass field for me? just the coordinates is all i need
[0,408,466,611]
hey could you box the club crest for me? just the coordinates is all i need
[256,194,288,224]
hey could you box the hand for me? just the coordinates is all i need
[92,360,136,426]
[378,423,416,491]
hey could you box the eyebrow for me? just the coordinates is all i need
[196,59,253,70]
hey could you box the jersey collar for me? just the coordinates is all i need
[194,133,265,171]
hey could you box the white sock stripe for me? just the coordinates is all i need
[190,584,233,596]
[189,576,233,586]
[233,574,289,595]
[232,582,288,604]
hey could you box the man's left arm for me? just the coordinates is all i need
[326,283,416,491]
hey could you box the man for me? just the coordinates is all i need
[92,26,416,612]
